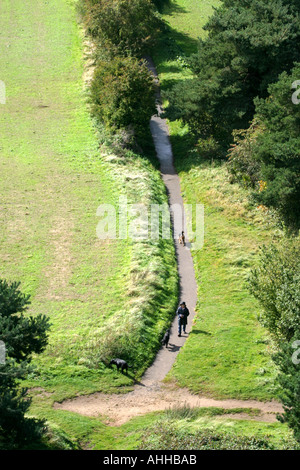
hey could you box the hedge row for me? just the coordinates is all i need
[79,0,164,142]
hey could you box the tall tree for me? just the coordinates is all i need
[0,279,50,448]
[251,64,300,227]
[249,241,300,343]
[249,241,300,442]
[167,0,300,148]
[273,339,300,443]
[227,63,300,227]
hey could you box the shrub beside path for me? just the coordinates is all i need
[55,58,283,425]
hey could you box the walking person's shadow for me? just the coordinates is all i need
[167,343,181,353]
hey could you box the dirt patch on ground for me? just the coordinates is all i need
[54,382,283,426]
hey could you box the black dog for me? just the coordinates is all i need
[161,329,170,348]
[109,358,129,374]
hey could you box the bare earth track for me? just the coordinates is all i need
[54,58,283,425]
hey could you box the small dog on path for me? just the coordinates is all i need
[161,329,170,348]
[109,358,129,374]
[179,231,185,246]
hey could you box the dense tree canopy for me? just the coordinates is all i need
[167,0,300,147]
[249,240,300,442]
[227,63,300,227]
[80,0,159,146]
[249,241,300,343]
[252,66,300,226]
[273,339,300,442]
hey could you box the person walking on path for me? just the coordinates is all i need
[177,301,190,336]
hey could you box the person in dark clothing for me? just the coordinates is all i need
[176,301,190,336]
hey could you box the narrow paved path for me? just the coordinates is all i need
[138,57,198,387]
[54,59,283,425]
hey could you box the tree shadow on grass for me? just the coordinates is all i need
[168,128,227,175]
[159,0,188,15]
[155,28,199,66]
[151,24,199,82]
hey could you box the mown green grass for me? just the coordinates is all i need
[0,0,132,390]
[152,0,220,92]
[153,0,282,401]
[0,0,178,400]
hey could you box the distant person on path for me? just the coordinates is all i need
[177,301,190,336]
[179,231,185,246]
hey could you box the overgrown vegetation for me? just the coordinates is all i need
[90,56,156,139]
[249,241,300,343]
[228,64,300,228]
[79,0,162,145]
[138,416,299,450]
[79,0,162,57]
[249,239,300,442]
[140,423,272,450]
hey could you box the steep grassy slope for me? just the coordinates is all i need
[0,0,177,400]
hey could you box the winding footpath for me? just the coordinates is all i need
[139,57,198,387]
[54,59,283,425]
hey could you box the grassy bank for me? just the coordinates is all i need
[0,0,177,404]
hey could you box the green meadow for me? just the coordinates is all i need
[0,0,177,398]
[0,0,296,450]
[0,0,128,392]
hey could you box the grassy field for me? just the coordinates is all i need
[153,0,282,401]
[152,0,220,91]
[0,0,177,399]
[0,0,132,387]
